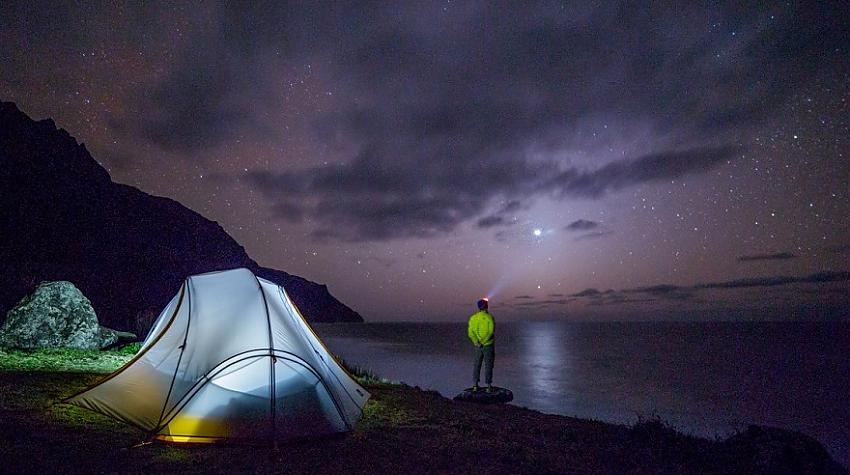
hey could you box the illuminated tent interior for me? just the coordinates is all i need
[66,268,370,443]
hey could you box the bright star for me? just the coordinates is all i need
[533,228,542,237]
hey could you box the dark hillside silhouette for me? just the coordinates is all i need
[0,101,362,335]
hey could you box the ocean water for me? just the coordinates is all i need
[316,321,850,466]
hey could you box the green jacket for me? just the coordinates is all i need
[467,310,494,346]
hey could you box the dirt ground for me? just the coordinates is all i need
[0,372,844,474]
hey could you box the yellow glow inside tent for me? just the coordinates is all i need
[156,415,223,443]
[155,434,220,444]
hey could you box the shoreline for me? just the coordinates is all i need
[317,319,850,467]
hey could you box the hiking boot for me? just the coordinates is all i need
[485,385,494,393]
[472,385,480,392]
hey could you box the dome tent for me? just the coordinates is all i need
[65,268,369,443]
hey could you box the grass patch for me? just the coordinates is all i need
[0,344,387,387]
[115,342,142,354]
[357,398,425,431]
[0,344,138,373]
[336,355,394,386]
[50,401,124,427]
[154,446,194,463]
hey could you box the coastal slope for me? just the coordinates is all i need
[0,371,844,474]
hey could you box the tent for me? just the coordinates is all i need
[66,268,370,443]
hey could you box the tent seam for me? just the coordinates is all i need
[154,277,193,432]
[254,275,277,443]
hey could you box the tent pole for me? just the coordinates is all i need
[255,276,276,444]
[154,280,193,432]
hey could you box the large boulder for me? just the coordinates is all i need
[0,281,134,349]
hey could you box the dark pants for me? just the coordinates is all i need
[473,344,495,386]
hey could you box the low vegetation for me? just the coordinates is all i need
[0,343,140,373]
[336,356,392,386]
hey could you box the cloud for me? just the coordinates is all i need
[477,215,507,228]
[572,288,602,297]
[547,146,741,199]
[501,201,523,214]
[515,298,575,307]
[632,284,683,294]
[514,295,534,300]
[587,297,656,306]
[132,66,251,152]
[694,271,850,290]
[88,2,840,240]
[737,252,797,262]
[252,145,738,241]
[115,29,277,153]
[348,256,396,268]
[476,201,523,229]
[628,284,696,301]
[513,271,850,310]
[271,201,306,223]
[572,271,850,304]
[565,219,600,231]
[574,230,616,241]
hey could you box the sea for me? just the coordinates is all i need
[316,321,850,467]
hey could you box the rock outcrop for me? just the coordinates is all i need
[0,281,132,349]
[721,425,843,474]
[0,101,363,336]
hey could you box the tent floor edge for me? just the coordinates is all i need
[151,433,345,446]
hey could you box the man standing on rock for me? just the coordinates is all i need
[468,298,495,392]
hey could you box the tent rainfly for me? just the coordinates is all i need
[66,268,370,443]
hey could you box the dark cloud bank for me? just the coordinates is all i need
[738,252,797,262]
[620,270,848,295]
[108,2,844,242]
[513,271,850,309]
[251,146,739,241]
[477,215,508,229]
[574,230,615,241]
[564,219,615,241]
[566,220,600,231]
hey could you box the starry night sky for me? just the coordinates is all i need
[2,2,848,321]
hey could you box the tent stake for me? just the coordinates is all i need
[125,439,154,450]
